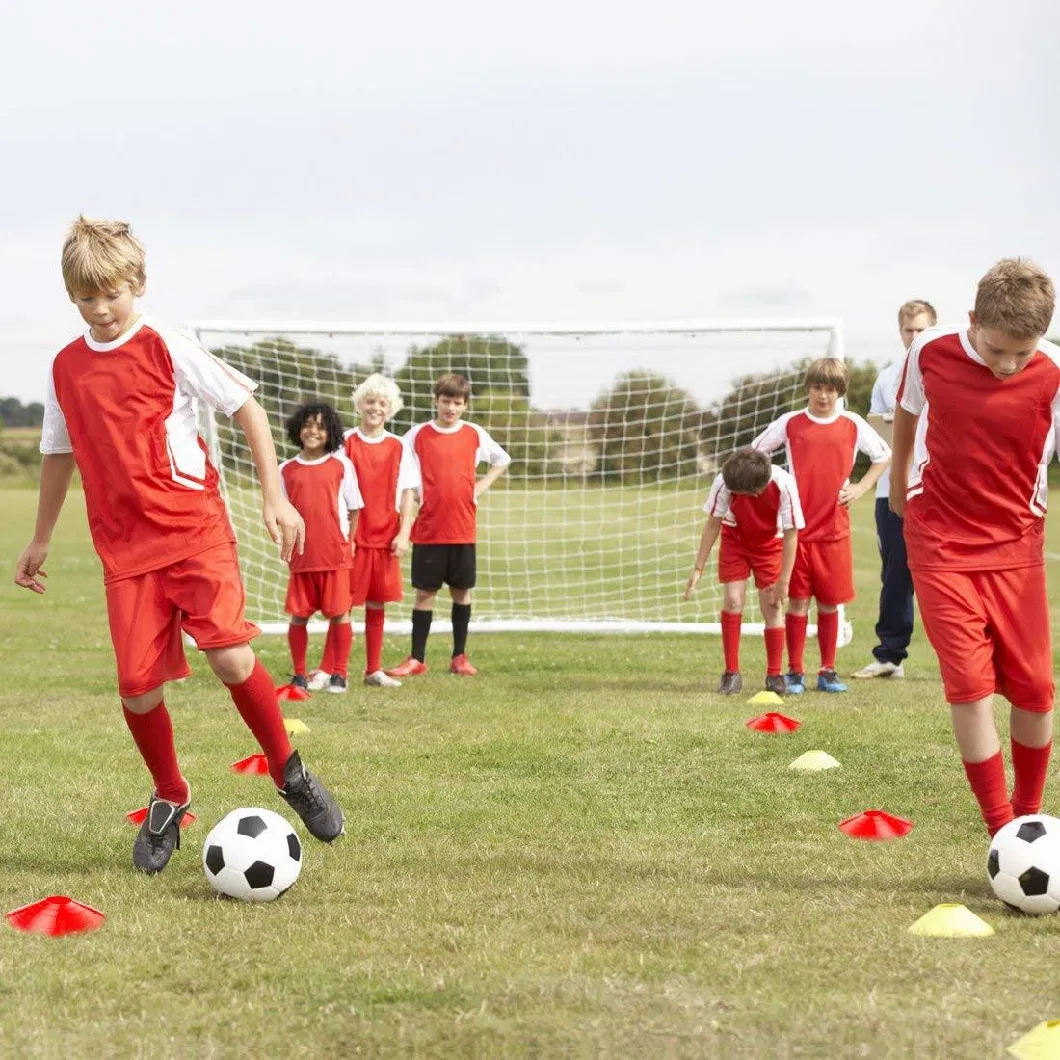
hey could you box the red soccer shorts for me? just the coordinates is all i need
[350,546,404,606]
[104,542,259,699]
[285,569,354,619]
[912,564,1054,711]
[718,535,782,590]
[788,537,854,606]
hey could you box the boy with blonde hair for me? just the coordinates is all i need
[685,447,804,695]
[852,299,937,680]
[14,217,344,874]
[753,358,891,693]
[891,258,1059,836]
[310,373,419,688]
[387,373,511,677]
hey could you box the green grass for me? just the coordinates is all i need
[3,490,1060,1056]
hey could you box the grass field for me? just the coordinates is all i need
[3,489,1060,1057]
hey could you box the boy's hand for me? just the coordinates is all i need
[473,479,485,502]
[391,533,410,558]
[263,497,305,562]
[761,581,789,610]
[14,541,50,594]
[684,568,703,600]
[838,482,867,507]
[889,485,906,518]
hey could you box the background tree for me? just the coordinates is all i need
[0,396,45,428]
[588,371,704,483]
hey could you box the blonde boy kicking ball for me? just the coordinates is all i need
[685,448,804,695]
[387,373,511,677]
[891,259,1059,836]
[13,217,344,874]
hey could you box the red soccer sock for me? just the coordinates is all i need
[963,753,1015,836]
[1011,738,1052,818]
[720,611,741,672]
[764,626,785,677]
[318,629,334,676]
[816,610,839,672]
[365,607,385,674]
[226,658,294,788]
[325,621,353,679]
[287,623,308,676]
[785,613,808,674]
[122,702,189,805]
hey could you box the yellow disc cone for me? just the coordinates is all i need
[1008,1020,1060,1058]
[284,718,310,736]
[747,690,785,706]
[907,904,994,938]
[789,750,841,772]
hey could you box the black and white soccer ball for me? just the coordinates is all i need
[987,814,1060,915]
[202,808,302,902]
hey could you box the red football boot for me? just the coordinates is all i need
[385,656,428,678]
[449,654,478,676]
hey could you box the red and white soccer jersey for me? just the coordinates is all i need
[342,428,420,549]
[404,420,511,545]
[278,453,363,573]
[706,465,804,589]
[40,314,255,583]
[752,409,890,541]
[897,327,1060,571]
[704,464,804,548]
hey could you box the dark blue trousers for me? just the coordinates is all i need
[873,497,915,664]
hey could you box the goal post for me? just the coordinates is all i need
[192,319,849,642]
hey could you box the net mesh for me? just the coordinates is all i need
[193,323,841,631]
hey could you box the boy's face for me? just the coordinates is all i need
[359,394,391,432]
[968,314,1042,379]
[807,382,840,417]
[300,414,328,455]
[899,311,934,350]
[73,280,143,343]
[435,393,467,426]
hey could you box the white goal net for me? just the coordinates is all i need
[193,320,843,635]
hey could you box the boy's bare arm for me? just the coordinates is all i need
[684,516,723,598]
[474,463,507,499]
[889,407,918,517]
[14,453,77,594]
[391,488,416,556]
[761,528,798,609]
[232,397,305,562]
[839,458,890,507]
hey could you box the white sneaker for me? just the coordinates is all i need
[851,660,905,679]
[306,670,331,691]
[364,670,402,688]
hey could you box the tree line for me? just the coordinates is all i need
[210,335,882,485]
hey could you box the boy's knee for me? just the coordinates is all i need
[206,643,256,685]
[121,686,165,713]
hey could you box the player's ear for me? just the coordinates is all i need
[967,310,977,328]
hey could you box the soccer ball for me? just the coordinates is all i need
[202,808,302,902]
[987,814,1060,915]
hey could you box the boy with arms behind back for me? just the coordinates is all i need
[685,447,804,695]
[387,373,511,677]
[891,259,1059,836]
[13,217,344,874]
[753,359,891,693]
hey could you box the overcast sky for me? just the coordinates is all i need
[3,0,1058,409]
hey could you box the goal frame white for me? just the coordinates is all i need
[192,318,849,643]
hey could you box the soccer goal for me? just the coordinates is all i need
[193,319,848,640]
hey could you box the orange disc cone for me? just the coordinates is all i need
[276,684,311,702]
[231,753,270,776]
[838,809,914,839]
[7,896,105,937]
[746,711,801,733]
[125,807,197,828]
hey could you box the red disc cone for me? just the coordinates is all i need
[125,808,197,828]
[7,896,105,936]
[838,809,914,839]
[276,684,311,702]
[231,753,270,776]
[746,711,801,733]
